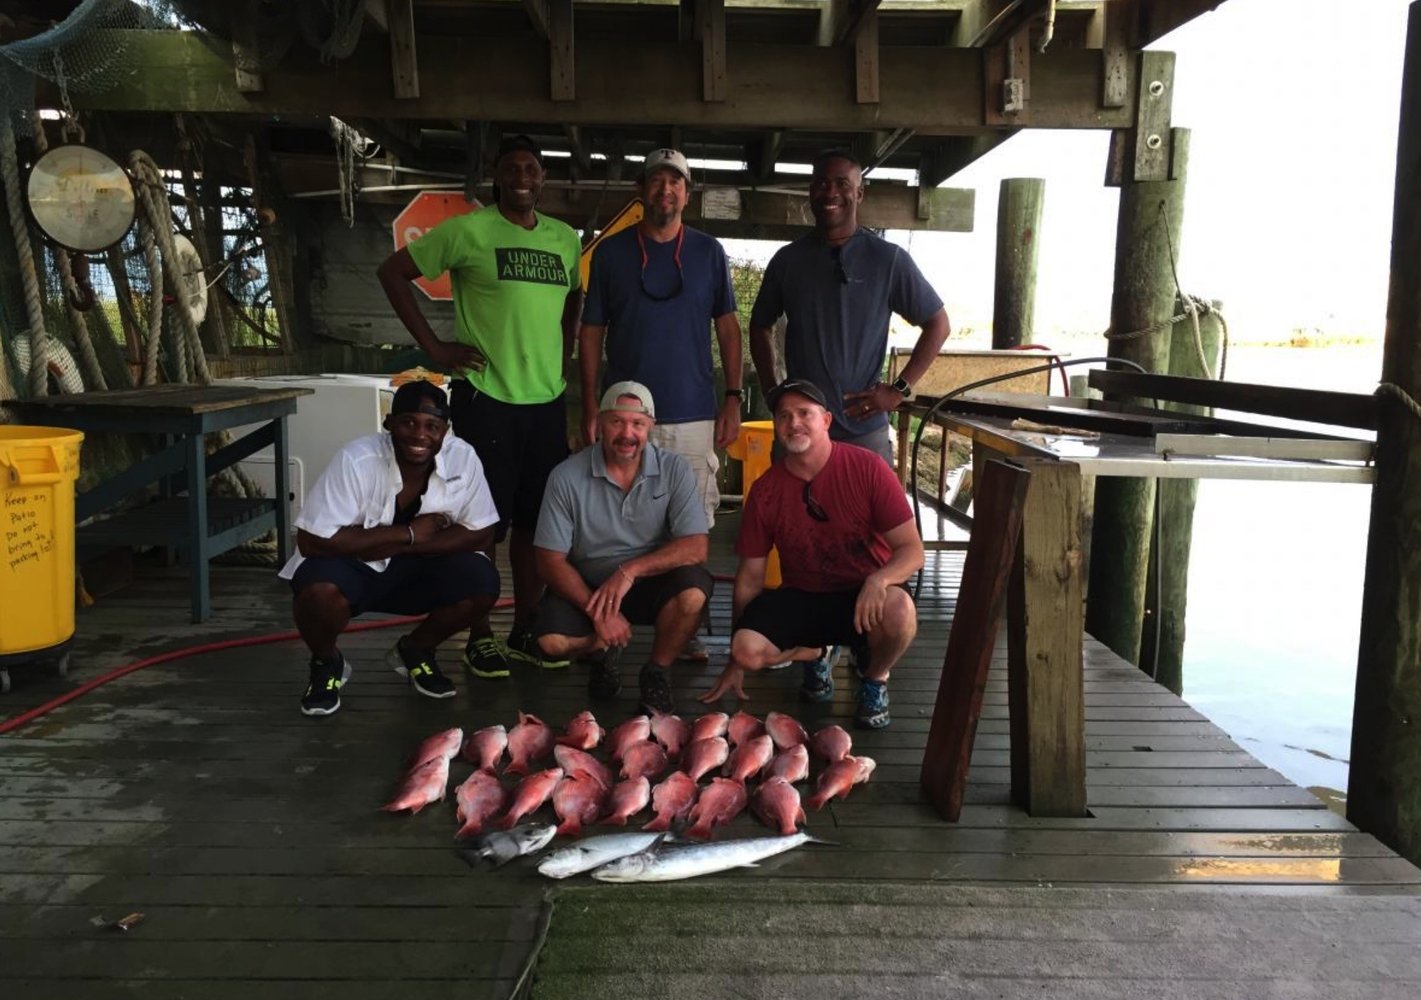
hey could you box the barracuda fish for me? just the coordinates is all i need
[457,823,557,869]
[590,831,828,883]
[537,831,668,879]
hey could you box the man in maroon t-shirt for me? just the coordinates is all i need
[698,379,924,728]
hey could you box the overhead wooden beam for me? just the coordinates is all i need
[388,0,419,99]
[1135,0,1226,46]
[817,0,882,47]
[956,0,1051,49]
[747,130,787,182]
[856,7,879,103]
[522,0,551,38]
[231,0,263,93]
[918,134,1014,218]
[1098,0,1130,108]
[700,0,726,102]
[549,0,574,100]
[69,31,1137,132]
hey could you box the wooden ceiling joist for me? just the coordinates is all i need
[387,0,419,99]
[817,0,883,47]
[700,0,727,102]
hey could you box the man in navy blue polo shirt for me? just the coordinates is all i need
[749,148,951,464]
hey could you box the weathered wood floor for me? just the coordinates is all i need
[2,526,1419,999]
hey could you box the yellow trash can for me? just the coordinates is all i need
[0,425,83,692]
[726,420,782,587]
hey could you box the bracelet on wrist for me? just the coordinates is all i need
[407,524,416,546]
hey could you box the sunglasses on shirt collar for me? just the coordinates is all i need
[636,226,685,301]
[802,479,829,522]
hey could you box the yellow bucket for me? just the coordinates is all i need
[726,420,781,587]
[0,425,83,657]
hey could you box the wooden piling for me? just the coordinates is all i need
[1348,0,1421,866]
[1086,128,1190,667]
[1140,299,1223,695]
[992,178,1045,349]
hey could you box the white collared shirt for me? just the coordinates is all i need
[277,432,499,579]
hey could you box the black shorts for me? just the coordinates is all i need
[734,586,886,653]
[450,380,568,540]
[289,552,500,616]
[532,565,714,639]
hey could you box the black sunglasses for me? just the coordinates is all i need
[831,246,849,285]
[635,226,685,301]
[802,480,829,522]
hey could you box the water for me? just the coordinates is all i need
[1178,345,1381,810]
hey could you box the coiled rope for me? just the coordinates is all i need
[0,115,53,399]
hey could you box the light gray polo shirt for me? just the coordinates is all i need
[534,442,708,585]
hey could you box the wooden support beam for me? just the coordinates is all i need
[984,25,1031,124]
[1007,456,1087,817]
[1350,0,1421,869]
[66,31,1135,132]
[1133,50,1175,182]
[1135,0,1225,46]
[700,0,726,102]
[992,177,1044,348]
[387,0,419,99]
[855,7,879,104]
[958,0,1051,49]
[817,0,883,47]
[549,0,574,101]
[747,130,786,182]
[1099,0,1131,107]
[1086,370,1378,430]
[231,0,263,93]
[522,0,550,38]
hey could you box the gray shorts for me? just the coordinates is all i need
[533,564,714,638]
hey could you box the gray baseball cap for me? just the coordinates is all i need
[599,380,656,418]
[641,148,692,183]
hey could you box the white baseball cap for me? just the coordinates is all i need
[599,380,656,418]
[641,148,692,183]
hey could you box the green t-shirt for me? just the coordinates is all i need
[407,207,581,404]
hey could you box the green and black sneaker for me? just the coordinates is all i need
[462,635,511,680]
[300,650,351,717]
[389,637,456,699]
[507,628,568,670]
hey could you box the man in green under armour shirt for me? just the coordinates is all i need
[378,135,583,680]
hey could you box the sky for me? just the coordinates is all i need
[735,0,1413,347]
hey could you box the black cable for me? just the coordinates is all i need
[907,355,1151,600]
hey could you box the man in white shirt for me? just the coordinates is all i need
[278,381,501,716]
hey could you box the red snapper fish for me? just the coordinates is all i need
[505,712,555,776]
[767,744,810,784]
[453,769,508,840]
[608,716,653,761]
[806,755,876,811]
[723,733,774,783]
[809,724,853,763]
[463,724,508,772]
[686,777,748,840]
[642,771,699,832]
[727,711,765,747]
[649,709,692,759]
[683,736,730,782]
[556,710,605,751]
[412,727,464,769]
[381,756,450,815]
[689,711,729,743]
[752,776,807,835]
[552,772,608,837]
[620,739,670,782]
[764,711,809,750]
[603,776,651,826]
[499,767,564,829]
[553,744,614,791]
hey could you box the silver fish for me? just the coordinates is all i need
[590,831,826,883]
[457,822,557,868]
[537,832,668,879]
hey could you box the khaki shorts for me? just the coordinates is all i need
[650,419,719,528]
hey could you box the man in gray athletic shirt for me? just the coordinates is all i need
[749,149,951,463]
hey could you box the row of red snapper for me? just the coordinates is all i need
[382,708,877,841]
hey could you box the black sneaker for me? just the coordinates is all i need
[587,645,623,700]
[508,628,568,670]
[463,635,510,679]
[389,637,456,699]
[854,678,891,729]
[300,651,350,717]
[800,645,837,703]
[638,662,675,715]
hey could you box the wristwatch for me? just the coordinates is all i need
[889,376,912,398]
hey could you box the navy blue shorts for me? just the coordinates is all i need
[533,565,714,638]
[449,381,568,540]
[734,586,886,654]
[289,551,500,616]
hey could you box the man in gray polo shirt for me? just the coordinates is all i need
[533,380,713,714]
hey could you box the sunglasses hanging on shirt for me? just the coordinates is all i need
[635,226,685,301]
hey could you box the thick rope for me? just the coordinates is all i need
[30,112,109,390]
[0,116,53,397]
[136,214,165,385]
[1376,382,1421,423]
[128,149,211,383]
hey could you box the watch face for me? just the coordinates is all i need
[26,144,136,252]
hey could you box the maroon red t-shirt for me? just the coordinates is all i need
[737,443,913,593]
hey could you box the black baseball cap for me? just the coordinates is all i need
[496,133,544,166]
[767,378,829,413]
[390,380,450,421]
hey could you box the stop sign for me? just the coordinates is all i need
[392,191,482,300]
